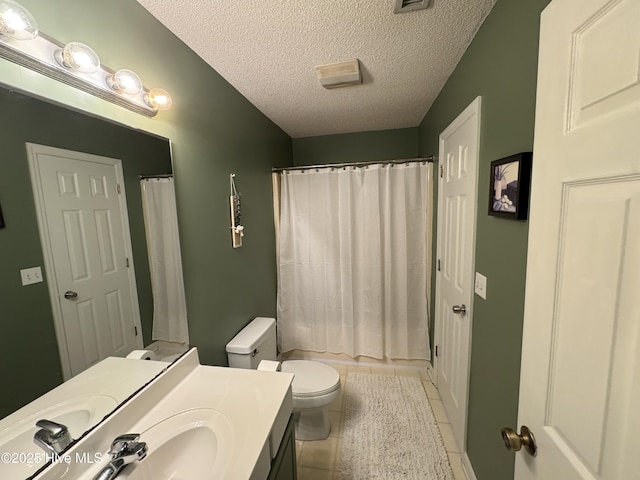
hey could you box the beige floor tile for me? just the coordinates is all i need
[346,365,371,374]
[438,422,461,453]
[394,368,421,377]
[422,379,441,400]
[447,452,467,480]
[297,466,334,479]
[328,410,343,438]
[296,440,304,463]
[419,368,431,380]
[298,436,338,470]
[429,399,450,423]
[370,366,395,376]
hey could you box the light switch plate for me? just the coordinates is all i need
[475,272,487,299]
[21,266,43,286]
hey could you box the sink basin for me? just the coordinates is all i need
[119,408,234,479]
[0,395,117,479]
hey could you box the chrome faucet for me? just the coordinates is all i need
[33,419,73,456]
[92,434,147,480]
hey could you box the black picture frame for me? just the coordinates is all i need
[0,201,5,229]
[488,152,532,220]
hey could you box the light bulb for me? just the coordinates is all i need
[0,0,38,40]
[145,88,172,111]
[107,69,142,95]
[57,42,100,74]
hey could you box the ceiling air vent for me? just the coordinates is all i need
[394,0,430,14]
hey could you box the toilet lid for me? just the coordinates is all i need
[281,360,340,398]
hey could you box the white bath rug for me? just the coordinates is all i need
[338,373,454,480]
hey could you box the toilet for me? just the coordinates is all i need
[226,317,341,441]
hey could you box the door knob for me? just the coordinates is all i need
[501,426,537,456]
[452,304,467,315]
[64,291,78,300]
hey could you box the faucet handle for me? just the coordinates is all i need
[36,419,69,439]
[109,434,141,457]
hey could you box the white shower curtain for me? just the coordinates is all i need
[141,178,189,344]
[277,162,432,360]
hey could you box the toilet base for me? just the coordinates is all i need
[294,406,331,441]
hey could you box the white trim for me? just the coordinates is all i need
[27,143,143,380]
[462,452,478,480]
[433,96,481,453]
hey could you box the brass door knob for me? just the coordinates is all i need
[501,426,537,456]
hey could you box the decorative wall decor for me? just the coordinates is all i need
[0,200,5,228]
[488,152,532,220]
[229,174,243,248]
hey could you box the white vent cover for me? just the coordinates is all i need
[315,59,362,89]
[394,0,431,14]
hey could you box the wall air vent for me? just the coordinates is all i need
[394,0,430,14]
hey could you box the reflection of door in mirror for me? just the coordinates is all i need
[0,86,173,432]
[28,144,142,379]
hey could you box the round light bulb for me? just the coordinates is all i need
[0,0,38,40]
[108,69,142,95]
[60,42,100,74]
[145,88,172,111]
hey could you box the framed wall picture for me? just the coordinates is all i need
[488,152,532,220]
[0,201,5,229]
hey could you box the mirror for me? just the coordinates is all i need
[0,84,181,473]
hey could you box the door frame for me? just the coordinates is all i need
[27,143,144,380]
[433,96,481,453]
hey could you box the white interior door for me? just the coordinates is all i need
[515,0,640,478]
[435,97,481,451]
[28,144,142,379]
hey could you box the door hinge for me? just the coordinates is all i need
[437,259,441,271]
[125,258,130,268]
[134,326,138,336]
[440,165,443,178]
[117,183,121,194]
[435,345,439,357]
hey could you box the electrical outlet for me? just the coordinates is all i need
[20,266,43,286]
[475,272,487,299]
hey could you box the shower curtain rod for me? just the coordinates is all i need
[139,173,173,179]
[272,156,434,173]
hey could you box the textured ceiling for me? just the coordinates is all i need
[136,0,496,138]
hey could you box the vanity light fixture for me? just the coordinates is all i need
[0,0,38,40]
[0,1,171,116]
[144,88,172,111]
[55,41,100,74]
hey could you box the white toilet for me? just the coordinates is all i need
[226,317,341,441]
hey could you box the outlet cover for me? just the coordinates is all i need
[21,266,43,286]
[475,272,487,299]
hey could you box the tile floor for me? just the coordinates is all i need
[294,364,467,480]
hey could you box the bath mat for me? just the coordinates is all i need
[338,373,454,480]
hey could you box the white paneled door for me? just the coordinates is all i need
[28,144,141,379]
[435,97,481,452]
[514,0,640,478]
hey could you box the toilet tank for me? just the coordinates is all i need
[226,317,278,369]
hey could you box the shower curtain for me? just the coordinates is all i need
[141,177,189,345]
[277,162,432,360]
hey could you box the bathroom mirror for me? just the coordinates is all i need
[0,84,181,469]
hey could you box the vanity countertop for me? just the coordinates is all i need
[32,349,294,480]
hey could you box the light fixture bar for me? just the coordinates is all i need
[0,32,157,117]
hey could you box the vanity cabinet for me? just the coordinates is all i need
[268,415,297,480]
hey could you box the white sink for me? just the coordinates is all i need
[119,408,233,479]
[0,395,117,479]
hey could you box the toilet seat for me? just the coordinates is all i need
[281,360,340,397]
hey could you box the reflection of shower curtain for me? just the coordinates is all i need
[141,178,189,344]
[276,162,432,360]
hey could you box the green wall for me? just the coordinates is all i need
[0,87,172,417]
[418,0,551,478]
[0,0,291,415]
[292,128,419,166]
